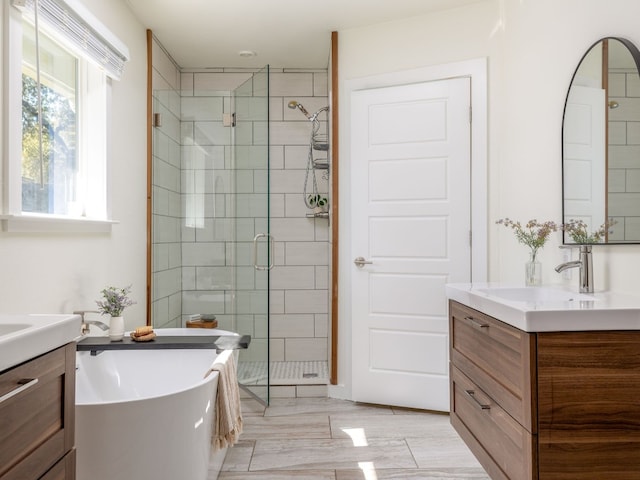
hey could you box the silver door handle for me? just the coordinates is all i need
[253,233,275,271]
[354,256,372,268]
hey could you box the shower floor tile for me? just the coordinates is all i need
[238,361,329,385]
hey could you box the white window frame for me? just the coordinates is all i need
[1,0,127,233]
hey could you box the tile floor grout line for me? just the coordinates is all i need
[243,405,266,474]
[403,436,421,470]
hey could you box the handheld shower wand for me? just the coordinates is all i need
[288,100,311,119]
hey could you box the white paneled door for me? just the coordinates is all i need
[563,85,606,227]
[351,77,471,411]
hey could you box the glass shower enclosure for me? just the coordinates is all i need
[150,64,270,404]
[232,66,271,403]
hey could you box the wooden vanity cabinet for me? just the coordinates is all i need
[450,300,640,480]
[0,343,76,480]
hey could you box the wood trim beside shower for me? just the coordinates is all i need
[603,39,610,242]
[330,31,339,385]
[145,29,153,326]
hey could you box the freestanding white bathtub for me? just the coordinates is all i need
[75,328,238,480]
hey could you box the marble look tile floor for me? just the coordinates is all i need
[213,397,489,480]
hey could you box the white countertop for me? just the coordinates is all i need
[446,283,640,332]
[0,313,81,372]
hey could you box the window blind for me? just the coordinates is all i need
[12,0,130,80]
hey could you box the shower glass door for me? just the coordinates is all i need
[233,65,270,404]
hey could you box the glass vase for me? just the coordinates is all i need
[525,253,541,286]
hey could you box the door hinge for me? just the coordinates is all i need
[469,106,472,124]
[469,230,472,247]
[223,112,236,127]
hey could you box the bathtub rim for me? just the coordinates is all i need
[75,348,230,407]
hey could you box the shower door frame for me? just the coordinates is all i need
[232,65,271,405]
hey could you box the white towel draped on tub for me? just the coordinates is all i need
[205,349,243,451]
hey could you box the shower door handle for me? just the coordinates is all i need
[253,233,275,271]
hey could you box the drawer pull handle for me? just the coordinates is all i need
[464,316,489,330]
[465,389,491,410]
[0,378,39,404]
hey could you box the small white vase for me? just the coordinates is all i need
[109,316,125,341]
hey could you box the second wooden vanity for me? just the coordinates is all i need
[0,343,76,480]
[450,299,640,480]
[0,313,79,480]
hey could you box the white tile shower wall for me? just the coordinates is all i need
[180,68,330,365]
[151,39,183,328]
[608,69,640,241]
[271,70,329,363]
[180,71,232,327]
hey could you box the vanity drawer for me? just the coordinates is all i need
[449,300,536,430]
[0,343,75,480]
[451,365,536,480]
[40,449,76,480]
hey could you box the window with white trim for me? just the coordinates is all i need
[3,0,128,228]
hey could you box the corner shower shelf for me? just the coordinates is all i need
[312,159,329,170]
[312,134,329,151]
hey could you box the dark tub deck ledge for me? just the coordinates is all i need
[77,335,251,355]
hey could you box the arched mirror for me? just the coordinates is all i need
[562,37,640,243]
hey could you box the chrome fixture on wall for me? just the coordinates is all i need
[289,100,330,214]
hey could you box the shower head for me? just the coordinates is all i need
[288,100,311,118]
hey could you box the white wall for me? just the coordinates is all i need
[0,0,148,329]
[333,0,640,397]
[490,0,640,289]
